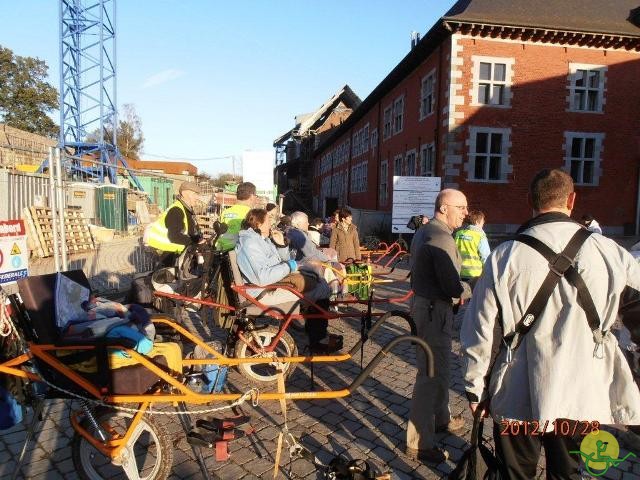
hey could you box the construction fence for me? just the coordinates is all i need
[0,147,223,295]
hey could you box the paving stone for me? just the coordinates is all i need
[0,268,588,479]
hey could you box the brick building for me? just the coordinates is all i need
[274,85,361,213]
[312,0,640,234]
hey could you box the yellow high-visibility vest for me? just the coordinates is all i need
[145,200,189,253]
[455,227,484,278]
[216,204,251,251]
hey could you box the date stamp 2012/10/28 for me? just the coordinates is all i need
[499,420,600,436]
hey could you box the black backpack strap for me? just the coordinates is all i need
[507,228,600,357]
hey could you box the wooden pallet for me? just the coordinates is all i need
[196,214,217,239]
[24,206,96,258]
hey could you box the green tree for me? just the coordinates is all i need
[212,173,242,189]
[0,45,58,137]
[89,103,145,160]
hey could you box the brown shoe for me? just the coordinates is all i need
[436,414,466,433]
[405,446,449,465]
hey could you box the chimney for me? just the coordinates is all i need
[411,31,421,49]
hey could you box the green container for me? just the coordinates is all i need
[136,175,175,210]
[95,185,128,231]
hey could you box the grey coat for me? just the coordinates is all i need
[461,214,640,427]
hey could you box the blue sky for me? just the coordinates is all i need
[0,0,453,175]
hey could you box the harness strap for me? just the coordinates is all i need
[508,228,601,355]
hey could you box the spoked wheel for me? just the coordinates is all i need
[72,410,173,480]
[234,325,298,386]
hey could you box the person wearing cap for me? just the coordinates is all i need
[145,181,203,266]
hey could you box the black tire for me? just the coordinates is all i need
[234,325,298,386]
[72,409,173,480]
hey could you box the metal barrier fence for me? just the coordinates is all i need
[0,147,219,294]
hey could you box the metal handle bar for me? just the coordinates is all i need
[347,334,434,394]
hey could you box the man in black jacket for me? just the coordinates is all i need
[406,188,472,465]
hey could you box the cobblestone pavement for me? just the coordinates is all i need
[2,263,640,479]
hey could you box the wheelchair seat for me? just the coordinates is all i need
[14,270,182,395]
[226,251,300,317]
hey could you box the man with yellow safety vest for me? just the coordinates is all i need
[145,181,203,267]
[216,182,257,251]
[454,210,490,288]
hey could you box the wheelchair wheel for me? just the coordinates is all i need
[72,409,173,480]
[234,325,298,385]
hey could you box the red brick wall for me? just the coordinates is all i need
[451,37,640,229]
[313,34,640,231]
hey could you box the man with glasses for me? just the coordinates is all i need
[405,188,472,465]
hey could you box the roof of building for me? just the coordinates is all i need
[443,0,640,37]
[127,158,197,175]
[273,84,362,146]
[314,0,640,157]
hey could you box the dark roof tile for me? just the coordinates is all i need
[444,0,640,37]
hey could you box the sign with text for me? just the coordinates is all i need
[392,176,441,234]
[0,219,28,284]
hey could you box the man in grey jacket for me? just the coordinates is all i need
[462,169,640,478]
[406,188,472,465]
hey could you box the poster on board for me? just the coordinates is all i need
[0,219,29,284]
[392,176,441,234]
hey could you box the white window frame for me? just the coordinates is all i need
[563,132,604,186]
[363,124,369,153]
[471,56,514,108]
[383,105,393,140]
[393,95,404,135]
[567,64,606,113]
[419,69,436,120]
[467,127,511,182]
[405,149,417,176]
[370,128,378,150]
[350,161,368,193]
[379,159,388,206]
[420,142,435,176]
[393,154,403,176]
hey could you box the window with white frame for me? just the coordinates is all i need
[394,155,403,176]
[383,106,393,140]
[420,70,436,119]
[393,96,404,134]
[420,143,435,176]
[405,150,416,176]
[350,161,368,193]
[472,56,514,107]
[468,127,510,181]
[568,64,606,113]
[370,128,378,150]
[564,132,604,185]
[363,124,369,153]
[379,160,388,205]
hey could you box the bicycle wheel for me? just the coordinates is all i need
[234,325,298,386]
[72,409,173,480]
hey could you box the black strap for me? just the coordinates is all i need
[508,228,598,352]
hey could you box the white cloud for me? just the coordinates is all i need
[142,69,185,88]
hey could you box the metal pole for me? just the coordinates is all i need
[48,148,61,272]
[55,149,69,271]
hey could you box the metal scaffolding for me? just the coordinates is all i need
[58,0,142,190]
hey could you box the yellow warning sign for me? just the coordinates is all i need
[10,243,21,255]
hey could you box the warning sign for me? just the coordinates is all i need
[0,220,28,285]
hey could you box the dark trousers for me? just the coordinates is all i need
[305,299,329,345]
[493,422,581,480]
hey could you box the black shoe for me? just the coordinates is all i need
[310,334,343,353]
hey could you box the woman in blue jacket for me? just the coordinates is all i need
[235,209,339,351]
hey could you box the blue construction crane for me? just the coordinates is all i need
[59,0,143,190]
